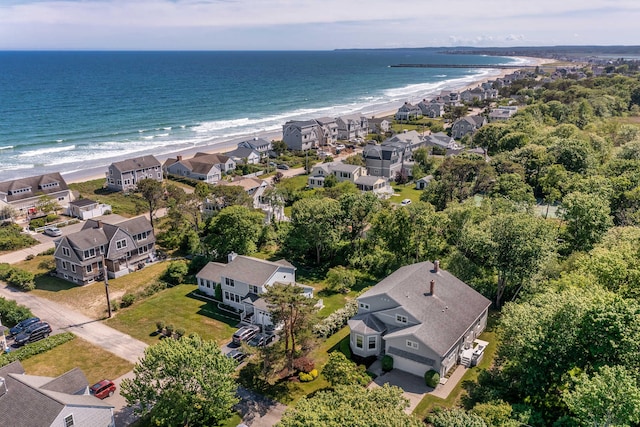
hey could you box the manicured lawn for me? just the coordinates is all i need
[21,336,134,385]
[390,182,423,204]
[105,284,237,346]
[68,178,147,217]
[412,329,499,419]
[16,256,170,319]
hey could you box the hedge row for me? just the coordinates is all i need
[0,332,75,367]
[313,299,358,338]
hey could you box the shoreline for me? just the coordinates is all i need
[62,56,552,185]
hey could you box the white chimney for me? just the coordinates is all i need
[228,252,237,263]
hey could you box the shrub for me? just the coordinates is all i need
[45,214,58,223]
[175,328,185,338]
[0,333,75,367]
[141,280,169,298]
[164,324,174,337]
[25,254,35,261]
[309,369,318,379]
[382,355,394,372]
[38,247,55,256]
[164,260,188,285]
[293,357,315,373]
[110,300,119,312]
[7,268,35,291]
[424,369,440,388]
[313,299,358,338]
[156,320,165,332]
[0,263,13,280]
[298,372,314,382]
[29,217,46,230]
[0,223,38,251]
[0,297,33,327]
[120,293,136,308]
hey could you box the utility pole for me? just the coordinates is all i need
[104,265,112,318]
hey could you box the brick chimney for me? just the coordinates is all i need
[434,260,440,273]
[96,220,103,229]
[430,279,435,295]
[177,155,183,161]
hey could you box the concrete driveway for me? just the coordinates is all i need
[368,369,431,413]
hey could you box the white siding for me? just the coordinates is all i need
[51,406,114,427]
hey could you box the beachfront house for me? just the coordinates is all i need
[336,114,368,141]
[451,115,487,139]
[418,101,444,118]
[237,137,272,154]
[348,261,491,378]
[0,361,115,427]
[202,177,270,216]
[282,120,322,151]
[106,155,163,193]
[163,152,236,184]
[53,216,156,285]
[368,118,391,134]
[315,117,339,146]
[223,146,262,165]
[196,253,314,327]
[395,102,423,121]
[0,172,74,219]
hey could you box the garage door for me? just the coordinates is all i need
[393,356,431,378]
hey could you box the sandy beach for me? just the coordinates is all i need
[62,56,552,185]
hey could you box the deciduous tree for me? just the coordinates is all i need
[137,178,163,228]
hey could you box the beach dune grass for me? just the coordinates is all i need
[105,284,237,346]
[21,336,134,385]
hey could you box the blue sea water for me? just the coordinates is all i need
[0,50,520,182]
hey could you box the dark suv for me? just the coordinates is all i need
[14,322,52,346]
[232,324,260,346]
[9,317,40,337]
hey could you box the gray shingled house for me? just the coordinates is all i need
[0,361,114,427]
[106,155,163,192]
[0,172,74,219]
[348,261,491,378]
[54,216,156,284]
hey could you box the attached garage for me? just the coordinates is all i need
[387,347,435,378]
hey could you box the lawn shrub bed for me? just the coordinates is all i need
[313,299,358,338]
[0,332,75,367]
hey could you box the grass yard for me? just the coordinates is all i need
[21,336,134,385]
[16,255,170,318]
[105,284,237,346]
[390,182,423,204]
[69,178,148,217]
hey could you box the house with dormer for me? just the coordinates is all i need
[0,173,74,218]
[0,361,114,427]
[348,261,491,378]
[395,102,423,121]
[307,162,367,189]
[418,101,444,118]
[451,115,487,139]
[163,152,236,184]
[53,216,155,284]
[106,155,163,192]
[315,117,339,146]
[237,137,272,154]
[282,120,321,151]
[336,114,368,141]
[196,253,314,326]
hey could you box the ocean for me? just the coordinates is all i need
[0,50,521,182]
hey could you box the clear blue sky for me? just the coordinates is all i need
[1,0,638,50]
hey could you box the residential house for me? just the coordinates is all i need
[418,101,444,118]
[282,120,321,151]
[163,152,236,184]
[354,175,392,197]
[307,162,367,189]
[425,132,460,153]
[368,118,391,134]
[315,117,339,146]
[54,216,156,284]
[223,146,262,165]
[363,143,403,179]
[202,177,282,221]
[460,87,487,103]
[106,155,162,192]
[415,175,434,190]
[66,199,112,220]
[488,106,518,122]
[395,102,423,121]
[348,261,491,378]
[196,253,314,326]
[0,361,114,427]
[336,114,368,141]
[451,115,487,139]
[237,137,272,154]
[0,173,74,218]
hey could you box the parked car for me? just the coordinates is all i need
[400,199,412,206]
[14,322,52,346]
[335,144,346,151]
[248,333,275,347]
[232,324,260,346]
[43,227,62,237]
[269,162,277,167]
[9,317,40,337]
[276,164,290,170]
[90,380,116,399]
[226,349,248,364]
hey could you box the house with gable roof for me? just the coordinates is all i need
[196,253,314,326]
[336,114,368,141]
[237,137,272,154]
[348,261,491,378]
[106,155,163,192]
[315,117,339,146]
[0,361,114,427]
[395,102,423,121]
[0,172,74,218]
[163,152,236,184]
[53,215,155,284]
[282,120,322,151]
[418,100,444,118]
[451,115,487,139]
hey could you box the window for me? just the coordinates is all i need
[249,285,259,294]
[84,248,96,259]
[359,302,369,311]
[406,340,419,350]
[57,196,64,201]
[71,264,76,273]
[355,334,364,349]
[116,239,127,249]
[64,414,74,427]
[62,261,68,270]
[86,265,92,273]
[225,277,235,287]
[368,336,376,350]
[62,247,70,257]
[138,246,148,255]
[396,314,408,324]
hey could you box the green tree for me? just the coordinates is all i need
[204,205,264,259]
[489,173,536,205]
[325,266,357,293]
[560,191,613,252]
[564,365,640,427]
[322,352,370,387]
[36,195,60,215]
[277,384,422,427]
[120,334,238,426]
[263,283,317,372]
[136,178,164,228]
[207,184,253,209]
[287,197,342,264]
[339,191,381,246]
[458,212,556,307]
[427,408,487,427]
[164,260,188,285]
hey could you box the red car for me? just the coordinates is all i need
[90,380,116,399]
